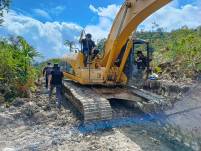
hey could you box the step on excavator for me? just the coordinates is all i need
[62,0,172,122]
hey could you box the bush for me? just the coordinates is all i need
[0,36,40,102]
[137,27,201,80]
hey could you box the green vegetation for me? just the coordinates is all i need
[0,36,39,102]
[34,58,62,74]
[136,26,201,80]
[97,38,106,53]
[1,26,201,103]
[96,26,201,80]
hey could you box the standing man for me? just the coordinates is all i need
[80,33,99,66]
[48,64,64,109]
[43,62,52,89]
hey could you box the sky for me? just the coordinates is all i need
[0,0,201,60]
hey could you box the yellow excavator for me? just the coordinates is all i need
[62,0,172,122]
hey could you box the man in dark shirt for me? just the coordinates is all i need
[136,51,147,70]
[43,62,52,88]
[48,64,64,109]
[80,33,99,66]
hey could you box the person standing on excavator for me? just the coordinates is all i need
[79,33,99,66]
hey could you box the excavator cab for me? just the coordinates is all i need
[125,39,151,80]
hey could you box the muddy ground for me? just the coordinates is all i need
[0,86,191,151]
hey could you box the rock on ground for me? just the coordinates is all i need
[0,85,185,151]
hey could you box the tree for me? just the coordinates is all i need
[0,36,40,100]
[64,40,74,52]
[197,26,201,37]
[97,38,106,55]
[14,36,39,85]
[0,0,10,24]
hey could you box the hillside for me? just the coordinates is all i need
[136,26,201,81]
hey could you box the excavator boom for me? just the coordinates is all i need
[102,0,171,80]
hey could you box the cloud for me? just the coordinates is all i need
[89,4,120,20]
[33,9,52,20]
[51,6,66,15]
[54,6,66,12]
[0,10,83,60]
[85,17,113,41]
[86,4,120,41]
[33,6,66,20]
[139,0,201,31]
[87,1,201,40]
[1,1,200,60]
[89,5,98,14]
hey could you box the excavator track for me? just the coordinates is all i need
[63,80,170,122]
[63,81,113,121]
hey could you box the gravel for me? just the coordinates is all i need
[0,86,189,151]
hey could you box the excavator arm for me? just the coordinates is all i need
[102,0,171,80]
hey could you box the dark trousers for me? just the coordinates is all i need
[49,84,62,107]
[45,75,48,88]
[92,49,99,60]
[83,49,99,66]
[83,53,88,66]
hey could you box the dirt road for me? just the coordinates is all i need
[0,86,191,151]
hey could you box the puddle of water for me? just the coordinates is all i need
[76,113,192,151]
[77,115,152,133]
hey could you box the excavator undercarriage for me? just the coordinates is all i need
[62,80,169,122]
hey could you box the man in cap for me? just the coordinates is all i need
[48,64,64,109]
[80,33,99,66]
